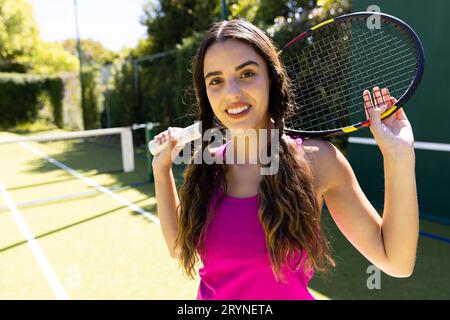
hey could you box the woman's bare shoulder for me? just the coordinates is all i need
[301,138,338,160]
[294,138,343,195]
[285,137,337,163]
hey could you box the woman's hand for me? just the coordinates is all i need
[363,87,415,159]
[151,127,185,173]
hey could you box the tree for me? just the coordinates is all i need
[141,0,218,54]
[30,41,79,75]
[61,38,118,65]
[0,0,82,75]
[0,0,39,71]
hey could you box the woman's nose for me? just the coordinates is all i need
[225,79,242,99]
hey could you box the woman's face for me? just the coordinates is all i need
[203,39,271,131]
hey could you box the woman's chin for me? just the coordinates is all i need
[221,117,271,132]
[226,124,255,132]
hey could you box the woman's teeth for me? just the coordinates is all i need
[226,105,251,114]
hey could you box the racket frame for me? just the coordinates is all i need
[279,11,425,137]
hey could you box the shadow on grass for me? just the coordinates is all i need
[0,196,155,254]
[309,211,450,299]
[5,169,123,192]
[20,137,186,192]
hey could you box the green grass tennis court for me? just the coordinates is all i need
[0,130,198,299]
[0,129,449,299]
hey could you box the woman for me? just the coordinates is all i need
[151,19,418,300]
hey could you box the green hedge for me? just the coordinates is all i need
[81,66,102,129]
[108,34,203,132]
[45,77,64,128]
[0,73,66,129]
[0,73,44,128]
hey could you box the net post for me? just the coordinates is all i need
[120,128,134,172]
[145,122,156,183]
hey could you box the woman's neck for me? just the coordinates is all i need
[227,119,276,165]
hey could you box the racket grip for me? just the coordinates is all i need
[148,122,202,156]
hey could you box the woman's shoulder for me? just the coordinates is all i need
[302,138,337,158]
[285,136,337,162]
[289,137,345,195]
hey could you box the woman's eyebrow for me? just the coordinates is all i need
[204,60,260,80]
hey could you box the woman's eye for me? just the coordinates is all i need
[241,71,255,79]
[208,71,254,86]
[209,78,222,86]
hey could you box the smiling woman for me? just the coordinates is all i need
[204,40,270,130]
[204,41,271,131]
[150,18,419,300]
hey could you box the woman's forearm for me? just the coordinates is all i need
[153,167,181,258]
[381,152,419,276]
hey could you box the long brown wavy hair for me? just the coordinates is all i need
[176,19,335,282]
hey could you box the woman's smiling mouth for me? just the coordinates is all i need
[225,104,252,118]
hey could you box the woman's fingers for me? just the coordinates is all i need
[154,129,171,145]
[373,86,384,107]
[154,128,179,152]
[167,127,179,144]
[373,87,390,115]
[364,86,396,125]
[381,97,397,127]
[153,127,183,152]
[363,89,373,120]
[378,88,394,125]
[381,88,391,106]
[364,89,382,127]
[156,133,166,144]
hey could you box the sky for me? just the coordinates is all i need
[28,0,149,51]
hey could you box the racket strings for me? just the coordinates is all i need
[288,53,416,128]
[288,25,414,124]
[286,25,366,129]
[287,27,415,130]
[282,18,418,132]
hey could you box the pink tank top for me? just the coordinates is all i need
[197,136,315,300]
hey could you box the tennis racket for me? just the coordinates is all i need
[149,11,424,155]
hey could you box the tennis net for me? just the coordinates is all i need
[0,127,135,172]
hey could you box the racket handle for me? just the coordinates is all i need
[148,122,202,156]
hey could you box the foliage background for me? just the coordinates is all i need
[0,0,350,151]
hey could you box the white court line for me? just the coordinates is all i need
[0,181,69,300]
[19,142,160,224]
[349,137,450,152]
